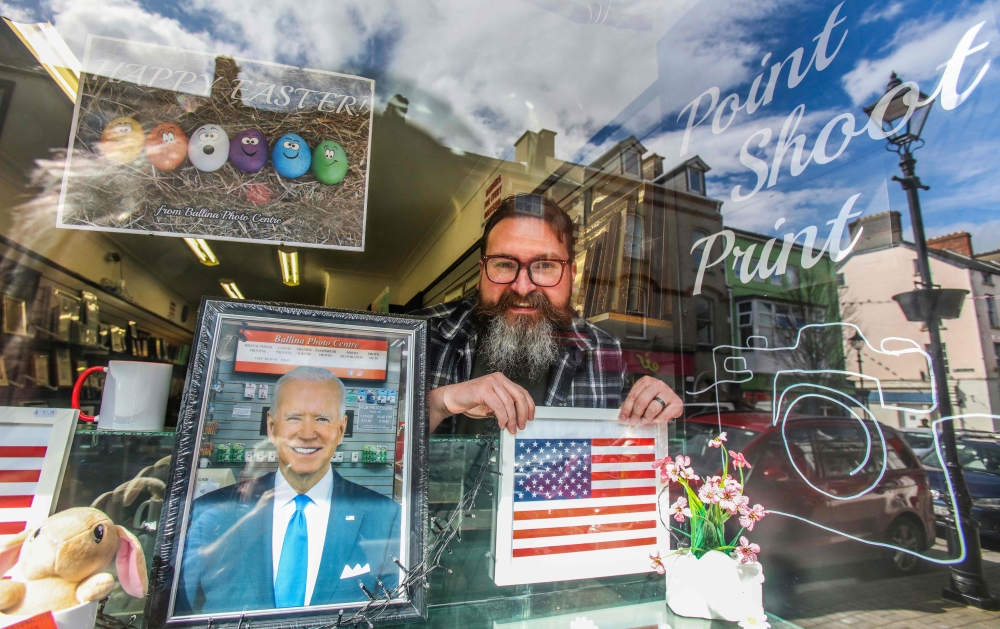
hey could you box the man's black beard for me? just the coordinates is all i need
[472,291,574,381]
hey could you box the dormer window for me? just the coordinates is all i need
[622,150,640,176]
[687,167,705,194]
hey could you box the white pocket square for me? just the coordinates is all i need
[340,563,370,579]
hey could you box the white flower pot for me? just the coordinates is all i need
[663,549,765,622]
[0,601,99,629]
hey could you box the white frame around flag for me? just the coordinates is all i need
[0,407,79,546]
[492,407,669,586]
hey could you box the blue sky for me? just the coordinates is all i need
[4,0,999,252]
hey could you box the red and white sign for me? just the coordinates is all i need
[234,330,388,379]
[0,408,77,547]
[483,174,503,222]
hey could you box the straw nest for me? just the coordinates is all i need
[59,57,371,249]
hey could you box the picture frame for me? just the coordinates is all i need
[0,407,79,544]
[31,352,51,387]
[54,347,74,387]
[491,407,669,587]
[2,294,28,336]
[147,299,429,629]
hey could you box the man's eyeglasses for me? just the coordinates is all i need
[481,255,569,287]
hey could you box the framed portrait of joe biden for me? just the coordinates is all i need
[146,299,428,628]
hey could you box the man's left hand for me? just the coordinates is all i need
[619,376,683,426]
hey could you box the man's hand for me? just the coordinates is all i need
[619,376,683,426]
[428,373,536,434]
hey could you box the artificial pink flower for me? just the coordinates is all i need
[739,504,766,531]
[669,497,692,522]
[731,451,751,469]
[709,432,728,448]
[650,551,666,575]
[698,476,724,504]
[653,456,681,483]
[734,536,761,564]
[675,455,692,468]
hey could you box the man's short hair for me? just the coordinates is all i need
[483,194,575,257]
[272,366,347,421]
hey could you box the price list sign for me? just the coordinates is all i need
[234,330,388,379]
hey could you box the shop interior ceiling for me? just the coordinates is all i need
[0,18,494,308]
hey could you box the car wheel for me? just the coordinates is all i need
[884,517,923,575]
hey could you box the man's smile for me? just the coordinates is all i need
[291,446,321,455]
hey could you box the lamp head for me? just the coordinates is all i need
[863,72,932,151]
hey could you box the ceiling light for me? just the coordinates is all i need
[4,19,80,100]
[219,279,244,300]
[184,238,219,266]
[278,247,299,286]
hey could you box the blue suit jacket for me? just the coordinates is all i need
[175,468,401,615]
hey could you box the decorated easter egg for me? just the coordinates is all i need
[144,122,187,171]
[311,140,348,185]
[271,133,311,178]
[187,124,230,172]
[229,128,268,173]
[100,117,144,163]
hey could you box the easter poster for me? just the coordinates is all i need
[56,37,374,250]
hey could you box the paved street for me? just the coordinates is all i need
[766,539,1000,628]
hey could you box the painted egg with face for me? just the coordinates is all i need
[187,124,230,172]
[271,133,311,178]
[100,117,144,163]
[229,128,268,173]
[144,122,187,170]
[311,140,348,185]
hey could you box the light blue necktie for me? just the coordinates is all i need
[274,494,312,608]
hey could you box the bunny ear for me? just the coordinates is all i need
[114,525,147,598]
[0,531,28,575]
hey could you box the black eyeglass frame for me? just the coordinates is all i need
[480,254,570,287]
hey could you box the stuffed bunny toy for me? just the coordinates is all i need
[0,507,147,617]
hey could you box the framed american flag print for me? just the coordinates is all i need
[492,407,669,586]
[0,407,78,544]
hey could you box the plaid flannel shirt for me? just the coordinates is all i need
[413,298,627,409]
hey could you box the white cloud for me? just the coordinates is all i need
[859,1,906,25]
[841,5,997,105]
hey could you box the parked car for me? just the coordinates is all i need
[920,433,1000,540]
[669,412,936,575]
[897,428,936,459]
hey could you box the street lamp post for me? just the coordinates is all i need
[864,73,998,610]
[848,332,867,408]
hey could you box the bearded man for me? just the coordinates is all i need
[416,194,682,434]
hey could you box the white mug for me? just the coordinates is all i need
[72,361,173,431]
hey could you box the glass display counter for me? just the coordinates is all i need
[54,431,798,627]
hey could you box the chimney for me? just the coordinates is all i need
[386,94,409,120]
[642,153,664,181]
[514,129,557,171]
[848,211,902,252]
[928,232,973,256]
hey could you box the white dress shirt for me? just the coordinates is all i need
[272,467,333,606]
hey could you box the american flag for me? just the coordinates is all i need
[511,437,657,558]
[0,425,50,536]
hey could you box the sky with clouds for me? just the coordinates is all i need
[5,0,1000,253]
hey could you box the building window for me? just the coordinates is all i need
[984,272,994,285]
[994,342,1000,371]
[692,228,709,270]
[988,296,1000,328]
[836,272,846,287]
[696,297,713,345]
[622,150,640,176]
[738,301,753,347]
[786,266,800,288]
[687,167,704,194]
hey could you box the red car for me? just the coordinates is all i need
[671,412,936,575]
